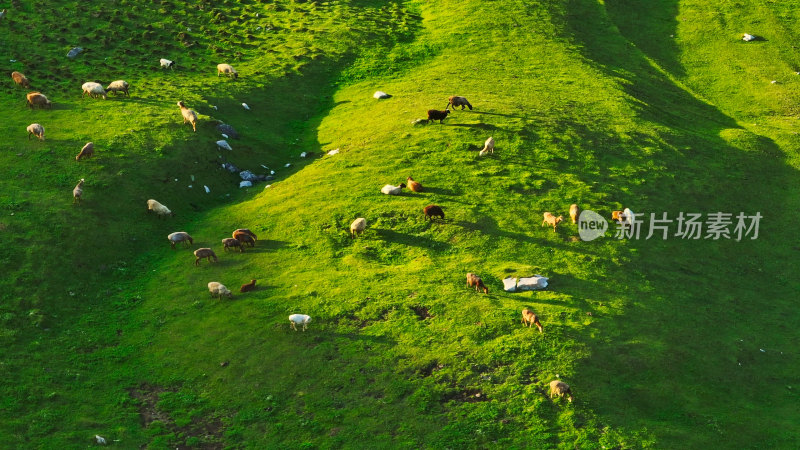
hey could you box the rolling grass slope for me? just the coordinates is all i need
[1,0,798,448]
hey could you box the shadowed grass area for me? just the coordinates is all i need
[0,0,799,448]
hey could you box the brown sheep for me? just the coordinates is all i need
[611,210,623,222]
[466,273,489,294]
[72,179,85,204]
[427,109,450,124]
[232,228,257,241]
[11,71,30,88]
[406,176,423,192]
[177,101,197,132]
[234,233,255,247]
[194,248,218,266]
[521,308,543,333]
[423,204,445,221]
[240,279,257,293]
[106,80,130,97]
[222,237,244,252]
[569,204,579,224]
[26,92,51,109]
[75,142,94,161]
[549,380,573,403]
[542,212,563,232]
[446,96,473,111]
[26,123,44,141]
[350,218,366,238]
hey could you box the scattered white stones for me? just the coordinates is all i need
[260,164,269,169]
[190,175,195,181]
[240,181,253,188]
[502,277,518,292]
[517,275,549,291]
[300,152,307,158]
[770,80,778,84]
[216,140,232,151]
[327,148,340,156]
[285,163,291,168]
[221,133,229,139]
[373,91,391,99]
[264,184,272,189]
[95,435,107,445]
[242,103,250,110]
[742,33,756,41]
[270,170,275,175]
[67,47,83,59]
[204,185,210,193]
[211,105,218,110]
[760,348,766,352]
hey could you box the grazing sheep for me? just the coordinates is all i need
[232,228,257,241]
[427,109,450,124]
[350,218,366,238]
[406,176,423,192]
[177,101,197,132]
[240,279,256,293]
[217,63,238,79]
[75,142,94,161]
[423,204,445,221]
[160,58,174,69]
[147,199,173,217]
[447,96,473,111]
[194,248,218,266]
[167,231,193,249]
[208,282,232,299]
[521,308,543,333]
[26,123,44,141]
[289,314,312,331]
[222,237,244,252]
[611,210,623,222]
[466,273,489,294]
[621,207,634,226]
[569,204,579,224]
[549,380,573,403]
[26,92,51,109]
[381,183,406,195]
[105,80,129,96]
[479,137,494,156]
[234,233,255,247]
[73,178,85,204]
[11,71,30,88]
[81,82,107,100]
[542,212,564,232]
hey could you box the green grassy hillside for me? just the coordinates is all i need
[1,0,798,448]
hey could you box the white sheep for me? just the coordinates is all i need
[380,183,406,195]
[160,58,174,69]
[147,199,173,217]
[289,314,311,331]
[217,63,238,79]
[81,82,107,100]
[167,231,193,249]
[26,123,45,141]
[549,380,573,402]
[479,137,495,156]
[105,80,129,96]
[208,282,232,299]
[350,218,366,238]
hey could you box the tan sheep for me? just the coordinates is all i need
[350,218,366,238]
[177,101,197,132]
[11,71,31,88]
[542,212,563,232]
[73,179,85,204]
[222,237,244,252]
[549,380,573,403]
[217,63,238,79]
[75,142,94,161]
[194,248,218,266]
[208,282,232,299]
[406,176,423,192]
[569,204,579,224]
[466,273,489,294]
[521,308,543,333]
[26,92,51,109]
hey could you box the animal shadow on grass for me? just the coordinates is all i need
[260,239,289,250]
[469,110,525,119]
[374,228,451,251]
[446,123,500,131]
[455,217,599,256]
[424,186,459,196]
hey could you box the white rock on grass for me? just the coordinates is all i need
[517,275,548,291]
[743,33,756,41]
[300,152,307,158]
[242,103,250,110]
[285,163,291,168]
[327,148,340,156]
[204,185,210,193]
[373,91,391,99]
[502,277,518,292]
[221,133,229,139]
[240,181,253,188]
[216,140,232,151]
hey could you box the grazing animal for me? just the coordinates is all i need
[167,232,193,249]
[479,136,495,156]
[11,71,30,88]
[72,179,85,204]
[549,380,573,403]
[208,282,232,299]
[26,123,44,141]
[232,229,257,241]
[406,176,423,192]
[222,237,244,252]
[75,142,94,161]
[26,92,51,109]
[177,101,197,132]
[240,279,257,293]
[160,58,174,69]
[447,95,473,111]
[81,82,107,100]
[611,210,623,222]
[350,218,366,238]
[542,212,564,232]
[569,204,579,224]
[147,199,173,217]
[621,207,634,226]
[380,183,406,195]
[427,109,450,124]
[466,273,489,294]
[217,63,238,79]
[289,314,311,331]
[423,204,445,221]
[234,233,255,247]
[194,248,218,266]
[105,80,129,96]
[521,308,543,333]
